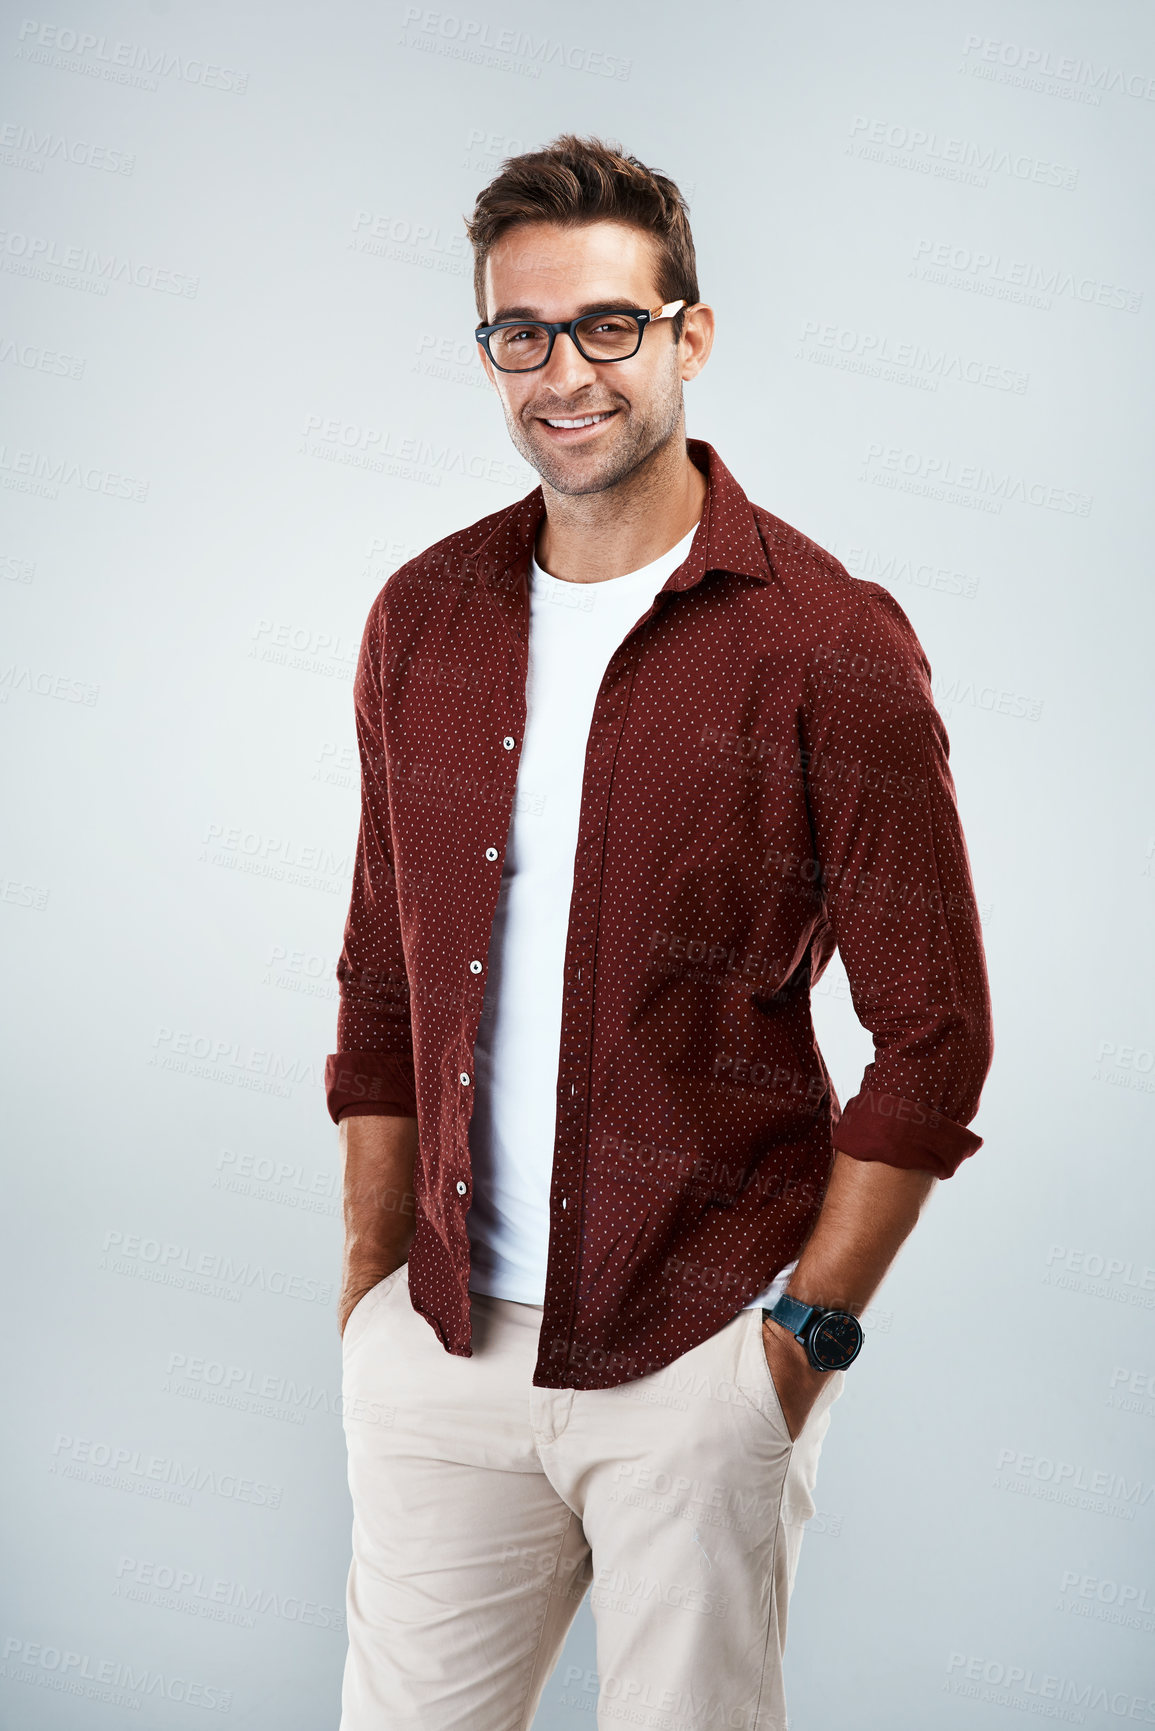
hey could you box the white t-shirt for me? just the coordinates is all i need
[466,524,798,1316]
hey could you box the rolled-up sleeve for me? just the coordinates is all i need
[323,598,417,1124]
[803,584,994,1178]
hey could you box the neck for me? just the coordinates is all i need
[534,430,707,584]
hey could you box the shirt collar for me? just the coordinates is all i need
[470,439,772,594]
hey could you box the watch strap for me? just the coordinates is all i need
[764,1292,815,1337]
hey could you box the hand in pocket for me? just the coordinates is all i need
[760,1316,830,1441]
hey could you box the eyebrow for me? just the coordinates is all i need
[486,300,641,324]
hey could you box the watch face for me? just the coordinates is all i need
[809,1311,863,1370]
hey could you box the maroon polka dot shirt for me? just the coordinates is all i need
[325,440,994,1389]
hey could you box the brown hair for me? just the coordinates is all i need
[465,133,698,339]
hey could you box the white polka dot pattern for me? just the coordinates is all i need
[324,440,994,1390]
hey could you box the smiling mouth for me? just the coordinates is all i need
[539,409,618,430]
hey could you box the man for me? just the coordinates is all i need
[325,135,993,1731]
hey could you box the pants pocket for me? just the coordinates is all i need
[341,1262,408,1354]
[742,1307,791,1436]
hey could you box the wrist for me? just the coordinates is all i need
[343,1228,414,1276]
[342,1252,407,1292]
[764,1293,865,1372]
[782,1279,862,1316]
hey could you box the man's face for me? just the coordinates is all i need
[479,220,695,497]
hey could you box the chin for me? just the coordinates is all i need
[541,458,615,494]
[529,438,647,499]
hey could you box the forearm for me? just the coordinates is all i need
[339,1113,419,1323]
[787,1149,938,1314]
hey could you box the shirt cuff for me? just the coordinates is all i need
[325,1052,417,1125]
[833,1088,982,1179]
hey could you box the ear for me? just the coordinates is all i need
[678,302,715,383]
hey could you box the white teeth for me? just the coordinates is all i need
[544,412,612,429]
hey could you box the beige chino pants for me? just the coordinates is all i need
[340,1261,843,1731]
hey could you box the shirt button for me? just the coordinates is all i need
[502,736,515,750]
[459,1071,471,1086]
[469,960,482,974]
[485,847,498,861]
[456,1180,468,1196]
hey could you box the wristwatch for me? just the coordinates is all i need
[762,1292,864,1372]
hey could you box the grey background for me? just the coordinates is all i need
[2,1,1153,1726]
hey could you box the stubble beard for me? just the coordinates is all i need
[503,365,685,498]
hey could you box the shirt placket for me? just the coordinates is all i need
[446,570,533,1336]
[453,724,522,1174]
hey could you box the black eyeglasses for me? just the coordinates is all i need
[475,300,687,373]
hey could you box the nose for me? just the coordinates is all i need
[538,329,601,399]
